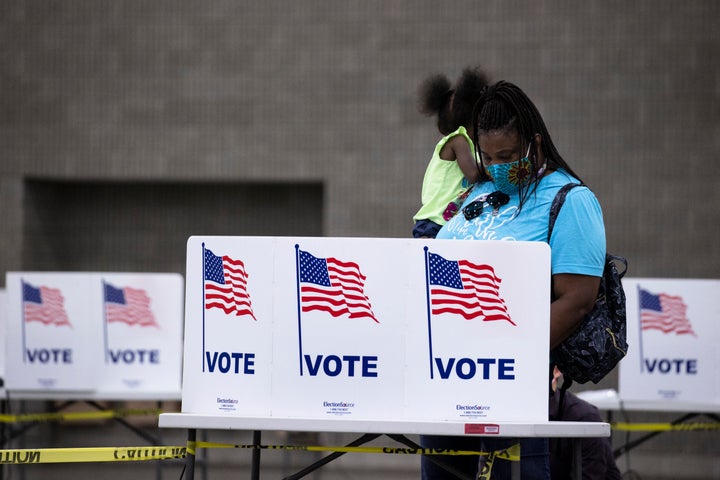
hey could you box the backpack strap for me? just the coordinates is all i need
[556,376,573,420]
[608,253,628,279]
[548,183,583,242]
[549,182,583,402]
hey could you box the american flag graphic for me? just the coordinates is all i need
[104,282,158,327]
[427,252,514,324]
[204,248,256,320]
[639,287,695,335]
[22,281,71,327]
[298,249,378,322]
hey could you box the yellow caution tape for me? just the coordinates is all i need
[0,446,187,464]
[0,441,521,465]
[477,446,518,480]
[191,440,521,459]
[612,422,720,432]
[0,408,163,424]
[6,411,717,467]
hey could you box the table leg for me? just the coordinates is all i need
[510,453,520,480]
[571,438,581,480]
[387,434,475,480]
[613,412,698,459]
[282,433,381,480]
[185,429,197,480]
[251,430,262,480]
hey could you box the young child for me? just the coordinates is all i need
[412,67,490,238]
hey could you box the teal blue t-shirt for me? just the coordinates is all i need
[436,169,605,277]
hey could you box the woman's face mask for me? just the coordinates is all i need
[485,143,533,195]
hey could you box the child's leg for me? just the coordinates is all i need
[413,219,442,238]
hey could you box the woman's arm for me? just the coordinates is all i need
[550,273,601,348]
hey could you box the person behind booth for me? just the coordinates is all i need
[420,76,606,480]
[549,366,622,480]
[412,67,489,238]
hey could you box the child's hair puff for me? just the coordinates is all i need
[417,73,455,136]
[452,67,490,129]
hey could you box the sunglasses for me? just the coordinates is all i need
[462,191,510,220]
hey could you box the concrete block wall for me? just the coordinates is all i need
[1,1,719,478]
[2,1,719,276]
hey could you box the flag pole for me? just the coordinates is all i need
[637,284,645,373]
[101,279,110,363]
[202,242,206,373]
[424,247,435,379]
[295,244,304,376]
[21,279,28,363]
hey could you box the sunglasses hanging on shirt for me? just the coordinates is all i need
[462,191,510,220]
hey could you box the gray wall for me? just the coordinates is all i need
[2,1,719,279]
[1,1,719,479]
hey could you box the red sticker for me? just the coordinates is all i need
[464,424,500,434]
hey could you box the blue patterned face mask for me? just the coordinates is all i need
[485,143,533,195]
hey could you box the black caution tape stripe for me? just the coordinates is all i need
[0,409,163,424]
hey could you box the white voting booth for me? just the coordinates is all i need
[577,277,720,458]
[2,273,184,477]
[621,277,720,408]
[579,277,720,411]
[4,272,184,400]
[0,289,6,396]
[160,236,609,480]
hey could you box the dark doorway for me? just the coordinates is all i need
[22,180,324,275]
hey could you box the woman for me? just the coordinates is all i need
[421,79,606,479]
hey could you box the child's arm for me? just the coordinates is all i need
[439,135,480,183]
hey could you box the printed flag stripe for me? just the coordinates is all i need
[22,282,71,327]
[427,252,514,325]
[458,259,502,281]
[642,320,694,335]
[301,287,372,303]
[204,284,253,301]
[301,291,376,316]
[204,248,256,319]
[430,300,510,321]
[298,249,378,322]
[430,292,511,309]
[24,304,71,326]
[639,288,694,336]
[104,284,158,327]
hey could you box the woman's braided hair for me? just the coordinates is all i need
[471,80,583,210]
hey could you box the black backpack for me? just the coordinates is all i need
[548,183,629,385]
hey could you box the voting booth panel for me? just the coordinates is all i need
[181,236,551,423]
[0,289,6,386]
[619,278,720,408]
[5,273,103,391]
[4,272,184,398]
